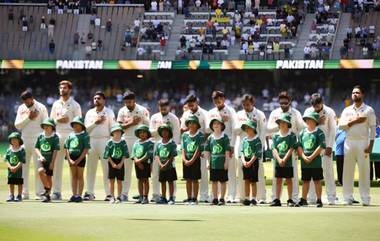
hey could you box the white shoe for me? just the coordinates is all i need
[362,202,370,206]
[22,193,29,200]
[344,199,353,205]
[109,197,116,204]
[120,194,128,202]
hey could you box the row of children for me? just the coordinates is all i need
[5,110,326,207]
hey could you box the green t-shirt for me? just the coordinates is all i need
[181,131,205,160]
[240,136,262,160]
[4,147,26,178]
[132,139,154,164]
[298,128,326,169]
[103,139,129,160]
[271,131,298,167]
[64,131,91,157]
[154,140,177,168]
[34,133,60,164]
[204,133,231,170]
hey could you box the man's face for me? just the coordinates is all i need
[313,103,323,113]
[23,98,34,108]
[159,105,169,115]
[124,99,135,110]
[279,98,290,112]
[213,96,225,109]
[59,84,71,97]
[187,101,198,112]
[242,100,253,112]
[352,88,363,103]
[93,95,105,107]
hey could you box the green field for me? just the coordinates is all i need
[0,142,379,241]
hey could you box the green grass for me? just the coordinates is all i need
[0,142,379,241]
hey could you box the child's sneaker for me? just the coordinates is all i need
[68,195,76,202]
[297,198,308,207]
[15,194,22,202]
[270,199,281,207]
[157,197,168,204]
[6,194,14,202]
[120,194,128,202]
[109,197,116,204]
[141,196,149,204]
[316,199,323,208]
[104,195,112,201]
[135,196,142,204]
[42,194,51,203]
[211,198,218,205]
[190,198,198,205]
[243,199,251,206]
[115,197,122,204]
[132,195,140,200]
[51,192,62,200]
[83,192,95,201]
[75,195,83,203]
[218,199,225,206]
[168,197,175,205]
[183,198,190,203]
[287,199,296,207]
[250,199,257,206]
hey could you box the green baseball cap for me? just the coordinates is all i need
[158,124,173,138]
[209,117,225,132]
[275,113,292,128]
[185,115,201,129]
[303,111,320,125]
[8,132,23,145]
[134,124,151,138]
[70,116,86,130]
[110,123,124,136]
[40,118,56,130]
[241,120,257,133]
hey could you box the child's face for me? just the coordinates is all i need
[138,131,148,140]
[10,138,20,147]
[279,121,289,130]
[161,129,170,139]
[246,127,255,136]
[112,130,122,139]
[43,125,53,134]
[188,122,198,132]
[212,121,222,132]
[73,123,83,133]
[306,119,317,129]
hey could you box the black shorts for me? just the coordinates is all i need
[210,169,228,182]
[183,158,201,180]
[108,159,124,181]
[301,168,324,181]
[275,166,294,178]
[135,162,151,179]
[242,158,259,182]
[159,167,177,182]
[39,161,53,176]
[70,154,86,168]
[8,178,23,185]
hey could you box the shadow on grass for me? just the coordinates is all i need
[125,218,204,222]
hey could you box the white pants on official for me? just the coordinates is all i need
[52,132,69,194]
[343,139,370,205]
[199,155,209,201]
[121,138,136,198]
[308,153,336,203]
[22,137,44,196]
[86,137,110,197]
[271,154,299,202]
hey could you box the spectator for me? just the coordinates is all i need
[40,16,46,30]
[8,8,14,21]
[106,19,112,32]
[49,39,55,54]
[151,0,158,11]
[97,40,103,51]
[48,18,55,38]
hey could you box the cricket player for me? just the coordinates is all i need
[117,90,150,201]
[267,91,305,203]
[338,85,376,206]
[235,94,267,203]
[50,80,82,200]
[150,99,180,202]
[208,90,238,203]
[84,91,115,201]
[14,91,48,199]
[304,93,337,205]
[180,94,210,202]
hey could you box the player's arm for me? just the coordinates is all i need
[266,111,278,135]
[365,108,376,153]
[14,106,30,130]
[84,112,97,132]
[224,150,230,170]
[172,116,181,145]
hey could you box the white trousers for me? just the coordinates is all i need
[343,139,370,204]
[22,137,43,196]
[121,139,136,198]
[52,133,69,194]
[199,155,209,201]
[86,137,110,197]
[227,156,237,201]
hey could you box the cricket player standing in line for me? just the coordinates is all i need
[150,99,180,202]
[339,85,376,206]
[235,94,267,204]
[180,94,210,202]
[50,80,82,200]
[117,90,150,201]
[304,93,337,205]
[267,91,305,203]
[208,91,238,203]
[84,91,115,201]
[14,91,48,199]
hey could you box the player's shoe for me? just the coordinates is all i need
[42,194,51,203]
[115,197,122,204]
[183,198,190,203]
[157,197,168,204]
[120,194,128,202]
[243,199,251,206]
[211,198,218,205]
[135,196,142,204]
[316,199,323,208]
[270,199,281,207]
[21,193,29,200]
[132,195,140,200]
[218,199,226,206]
[104,195,112,201]
[6,194,14,202]
[14,194,22,202]
[109,197,116,204]
[83,192,95,201]
[51,192,62,200]
[287,199,296,207]
[258,200,266,204]
[297,198,308,207]
[250,199,257,206]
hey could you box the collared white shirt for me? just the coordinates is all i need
[180,106,209,134]
[267,107,305,136]
[50,97,82,134]
[14,100,49,138]
[339,103,376,140]
[117,104,150,139]
[150,112,181,144]
[208,105,238,147]
[85,106,115,138]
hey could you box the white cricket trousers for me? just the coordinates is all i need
[86,137,110,197]
[227,156,237,201]
[121,138,136,198]
[52,132,69,194]
[271,154,299,202]
[22,137,43,196]
[343,139,371,205]
[199,155,209,201]
[308,153,336,203]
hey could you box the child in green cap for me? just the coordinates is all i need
[64,116,91,202]
[132,125,154,204]
[104,123,129,204]
[35,118,60,202]
[240,120,262,206]
[297,111,326,208]
[5,132,25,202]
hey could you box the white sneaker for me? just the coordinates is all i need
[109,197,116,204]
[362,202,370,206]
[22,193,29,200]
[120,194,128,202]
[344,199,353,205]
